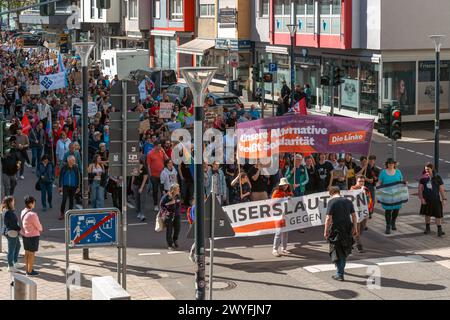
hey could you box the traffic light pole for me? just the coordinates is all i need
[330,66,335,117]
[392,139,397,161]
[435,47,441,173]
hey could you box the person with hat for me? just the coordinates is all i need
[377,158,405,234]
[271,177,294,257]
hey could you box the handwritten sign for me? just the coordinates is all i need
[88,102,98,117]
[159,102,173,119]
[167,121,182,132]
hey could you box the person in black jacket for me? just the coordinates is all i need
[1,145,21,196]
[2,196,21,272]
[36,155,55,211]
[58,155,81,220]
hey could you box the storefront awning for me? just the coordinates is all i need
[177,38,215,55]
[150,30,177,37]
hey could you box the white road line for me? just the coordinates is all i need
[416,152,424,156]
[406,149,415,153]
[303,255,429,273]
[426,155,433,158]
[49,228,65,232]
[167,251,184,255]
[138,253,161,256]
[446,161,450,164]
[397,147,406,150]
[388,144,392,147]
[128,223,148,227]
[224,246,247,250]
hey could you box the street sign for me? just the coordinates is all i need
[269,63,278,72]
[66,208,121,248]
[230,52,239,68]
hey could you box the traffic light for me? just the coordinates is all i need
[252,64,261,82]
[97,0,111,9]
[262,72,273,83]
[333,67,345,86]
[390,107,402,140]
[0,120,12,157]
[320,76,330,86]
[377,105,391,137]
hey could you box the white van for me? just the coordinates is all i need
[101,49,149,80]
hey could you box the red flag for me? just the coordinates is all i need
[21,116,31,135]
[293,98,308,116]
[73,116,77,130]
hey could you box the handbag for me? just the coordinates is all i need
[155,212,166,233]
[35,179,41,191]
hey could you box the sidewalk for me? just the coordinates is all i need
[0,240,174,300]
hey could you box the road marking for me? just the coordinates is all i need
[446,161,450,164]
[139,252,161,257]
[49,228,65,232]
[388,144,392,147]
[128,223,148,227]
[426,155,433,158]
[303,255,429,273]
[406,149,415,153]
[416,152,424,156]
[224,246,247,250]
[397,147,406,150]
[167,251,184,255]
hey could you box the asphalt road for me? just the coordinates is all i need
[3,122,450,300]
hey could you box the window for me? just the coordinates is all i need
[418,60,450,114]
[332,0,341,14]
[274,0,283,15]
[320,0,331,15]
[383,62,417,116]
[274,0,291,33]
[154,0,160,19]
[200,4,215,17]
[98,6,103,19]
[320,0,341,35]
[260,0,270,17]
[296,0,315,34]
[170,0,183,20]
[129,0,138,19]
[90,0,95,19]
[105,59,110,68]
[111,57,114,66]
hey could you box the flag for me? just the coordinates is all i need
[21,116,31,135]
[58,53,65,72]
[46,117,52,142]
[39,72,67,92]
[293,98,308,115]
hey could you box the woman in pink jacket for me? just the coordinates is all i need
[20,196,43,276]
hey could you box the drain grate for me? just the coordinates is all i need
[207,280,237,291]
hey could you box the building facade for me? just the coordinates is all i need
[250,0,450,122]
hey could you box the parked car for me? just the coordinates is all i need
[205,92,244,112]
[165,84,193,106]
[128,68,177,96]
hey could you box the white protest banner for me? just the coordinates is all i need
[39,72,67,92]
[159,102,173,119]
[223,190,369,237]
[29,85,41,95]
[44,59,55,68]
[88,102,98,117]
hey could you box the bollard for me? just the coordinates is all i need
[11,274,37,300]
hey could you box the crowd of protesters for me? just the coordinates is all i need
[0,31,447,280]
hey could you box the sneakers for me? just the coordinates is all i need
[20,175,25,180]
[272,249,281,257]
[25,163,32,168]
[26,270,39,276]
[168,246,174,251]
[154,205,159,212]
[42,207,47,212]
[281,249,289,255]
[332,275,344,281]
[140,215,146,222]
[7,266,16,273]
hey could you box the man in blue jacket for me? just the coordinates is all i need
[58,155,81,220]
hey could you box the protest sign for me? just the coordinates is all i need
[39,72,67,92]
[159,102,173,119]
[237,115,374,159]
[167,121,182,132]
[88,102,98,117]
[185,116,194,128]
[222,190,369,237]
[29,85,40,95]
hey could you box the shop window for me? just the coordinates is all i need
[418,60,450,114]
[360,62,379,116]
[383,62,416,116]
[341,59,358,111]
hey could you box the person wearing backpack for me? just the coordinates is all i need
[2,196,21,272]
[20,196,43,276]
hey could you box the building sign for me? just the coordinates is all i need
[294,54,321,66]
[215,39,252,51]
[219,8,237,28]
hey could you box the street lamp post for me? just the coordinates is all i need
[429,35,445,173]
[180,67,217,300]
[287,24,297,110]
[73,42,95,260]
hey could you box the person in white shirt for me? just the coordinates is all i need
[160,159,178,194]
[56,131,71,168]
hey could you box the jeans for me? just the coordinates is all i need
[112,185,122,209]
[335,256,346,277]
[39,181,53,208]
[294,188,304,197]
[132,184,146,215]
[273,231,288,251]
[31,146,43,168]
[181,179,194,206]
[2,174,17,196]
[150,176,164,206]
[165,214,181,247]
[6,235,21,267]
[61,186,77,215]
[90,180,105,209]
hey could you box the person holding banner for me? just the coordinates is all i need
[329,158,348,191]
[324,187,358,281]
[377,158,406,234]
[272,178,294,257]
[350,175,373,253]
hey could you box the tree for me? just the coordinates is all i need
[0,0,42,30]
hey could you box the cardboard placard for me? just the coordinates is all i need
[159,102,174,119]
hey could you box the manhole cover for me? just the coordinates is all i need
[207,280,237,291]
